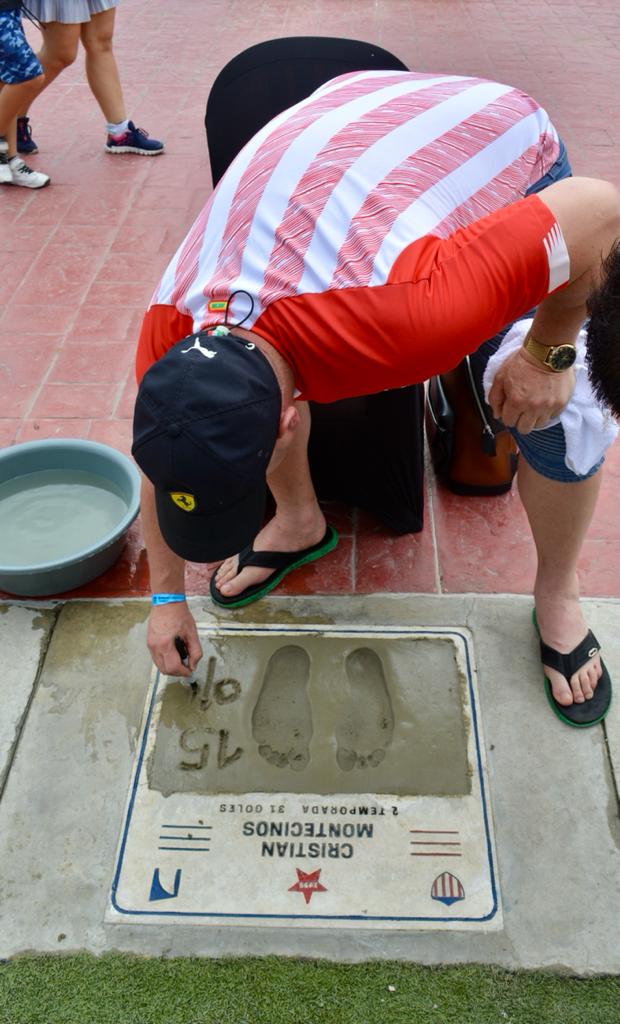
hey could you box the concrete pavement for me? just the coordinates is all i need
[1,594,618,973]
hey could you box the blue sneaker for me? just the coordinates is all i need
[105,121,164,156]
[16,117,38,155]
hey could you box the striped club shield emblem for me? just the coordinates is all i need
[431,872,465,906]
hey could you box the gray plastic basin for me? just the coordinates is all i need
[0,439,141,597]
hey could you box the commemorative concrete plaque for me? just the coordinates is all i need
[108,623,501,930]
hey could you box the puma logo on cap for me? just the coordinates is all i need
[181,337,217,359]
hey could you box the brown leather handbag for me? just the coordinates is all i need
[425,356,518,495]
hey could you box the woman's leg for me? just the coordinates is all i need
[80,8,125,124]
[0,75,44,152]
[80,7,163,154]
[18,22,80,115]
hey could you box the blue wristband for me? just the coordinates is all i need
[151,593,186,606]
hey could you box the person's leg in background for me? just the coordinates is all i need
[0,8,50,187]
[80,8,163,155]
[471,141,611,722]
[16,3,163,157]
[80,7,123,122]
[15,19,80,153]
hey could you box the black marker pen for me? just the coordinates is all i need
[174,636,198,693]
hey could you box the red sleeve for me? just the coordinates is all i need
[135,304,194,383]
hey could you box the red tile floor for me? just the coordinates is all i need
[1,0,619,601]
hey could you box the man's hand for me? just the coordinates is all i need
[488,347,575,434]
[147,602,203,677]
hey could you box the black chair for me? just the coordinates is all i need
[205,37,425,533]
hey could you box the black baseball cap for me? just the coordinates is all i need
[132,329,281,562]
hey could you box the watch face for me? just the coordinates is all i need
[548,344,577,371]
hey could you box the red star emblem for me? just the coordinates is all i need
[288,868,327,905]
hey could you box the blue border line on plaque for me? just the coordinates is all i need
[110,625,499,922]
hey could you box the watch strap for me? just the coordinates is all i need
[523,333,555,363]
[523,332,576,369]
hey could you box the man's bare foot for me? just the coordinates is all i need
[213,511,326,598]
[535,584,602,706]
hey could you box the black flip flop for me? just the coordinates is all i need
[210,526,339,608]
[533,610,612,728]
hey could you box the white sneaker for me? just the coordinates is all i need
[8,156,50,189]
[0,138,12,185]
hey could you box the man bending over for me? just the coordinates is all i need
[132,70,620,728]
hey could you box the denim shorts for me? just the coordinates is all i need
[0,10,43,84]
[471,140,603,483]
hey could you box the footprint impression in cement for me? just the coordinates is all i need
[111,624,500,930]
[335,647,395,771]
[148,630,469,797]
[251,645,313,771]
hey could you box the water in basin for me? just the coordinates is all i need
[0,468,128,566]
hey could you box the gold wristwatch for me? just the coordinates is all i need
[523,333,577,372]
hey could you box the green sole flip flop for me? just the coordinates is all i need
[533,609,612,728]
[210,525,339,609]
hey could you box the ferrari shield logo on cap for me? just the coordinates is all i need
[170,492,196,512]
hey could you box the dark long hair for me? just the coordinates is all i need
[587,239,620,419]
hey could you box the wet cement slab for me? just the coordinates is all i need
[149,632,470,796]
[0,595,619,971]
[109,623,499,930]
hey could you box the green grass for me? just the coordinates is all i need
[0,955,619,1024]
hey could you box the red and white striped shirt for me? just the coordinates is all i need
[138,70,563,399]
